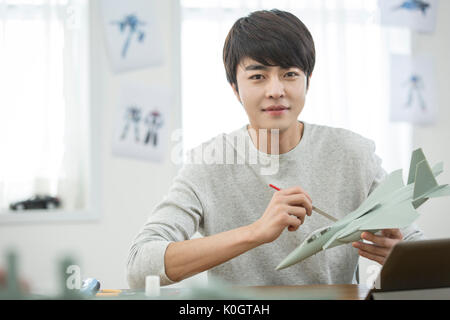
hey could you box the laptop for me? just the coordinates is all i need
[366,238,450,299]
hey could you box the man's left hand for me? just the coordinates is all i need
[352,229,403,265]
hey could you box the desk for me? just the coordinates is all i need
[246,284,370,300]
[98,284,370,300]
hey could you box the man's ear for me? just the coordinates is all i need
[231,83,242,104]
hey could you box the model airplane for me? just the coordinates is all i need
[394,0,431,16]
[276,148,450,270]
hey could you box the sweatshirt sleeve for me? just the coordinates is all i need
[367,145,426,242]
[126,164,204,288]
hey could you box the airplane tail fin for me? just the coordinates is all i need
[411,158,449,209]
[413,159,438,200]
[408,148,426,184]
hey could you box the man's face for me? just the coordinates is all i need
[232,57,309,132]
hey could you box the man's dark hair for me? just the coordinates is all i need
[223,9,315,92]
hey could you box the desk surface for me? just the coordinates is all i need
[99,284,371,300]
[246,284,370,300]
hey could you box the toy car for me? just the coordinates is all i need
[9,195,61,211]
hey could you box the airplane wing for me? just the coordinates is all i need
[337,169,404,226]
[322,169,405,247]
[425,184,450,198]
[412,183,450,209]
[324,201,419,248]
[356,201,419,230]
[364,169,404,206]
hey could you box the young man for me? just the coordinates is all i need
[126,9,424,288]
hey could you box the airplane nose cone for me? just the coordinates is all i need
[275,263,285,271]
[275,265,286,271]
[275,255,299,271]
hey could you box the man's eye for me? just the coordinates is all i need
[249,74,263,80]
[285,72,299,78]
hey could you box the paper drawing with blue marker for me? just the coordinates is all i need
[101,0,164,72]
[121,105,142,142]
[393,0,431,15]
[404,74,426,111]
[379,0,437,32]
[111,14,146,59]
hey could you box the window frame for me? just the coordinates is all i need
[0,0,101,224]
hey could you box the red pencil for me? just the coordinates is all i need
[269,184,281,191]
[267,184,337,222]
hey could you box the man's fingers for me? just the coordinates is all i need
[352,241,386,264]
[356,248,385,265]
[352,241,389,257]
[354,230,403,266]
[286,205,307,221]
[284,194,312,216]
[286,215,302,231]
[381,228,403,239]
[361,232,395,248]
[280,186,312,202]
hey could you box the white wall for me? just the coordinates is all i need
[0,0,185,294]
[412,1,450,239]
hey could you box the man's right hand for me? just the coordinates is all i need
[251,186,313,244]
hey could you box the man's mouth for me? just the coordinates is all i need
[262,105,289,111]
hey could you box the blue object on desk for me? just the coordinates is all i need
[80,278,101,297]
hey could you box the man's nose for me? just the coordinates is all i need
[265,77,285,99]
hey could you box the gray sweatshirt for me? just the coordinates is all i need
[126,122,424,288]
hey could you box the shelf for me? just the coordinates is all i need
[0,208,101,224]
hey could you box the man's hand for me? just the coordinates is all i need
[251,186,312,245]
[352,229,403,265]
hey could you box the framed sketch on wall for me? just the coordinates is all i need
[100,0,164,73]
[112,83,171,162]
[389,54,437,125]
[379,0,439,33]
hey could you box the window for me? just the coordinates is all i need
[181,0,413,172]
[0,0,95,221]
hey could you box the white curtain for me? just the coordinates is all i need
[181,0,413,173]
[0,0,89,211]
